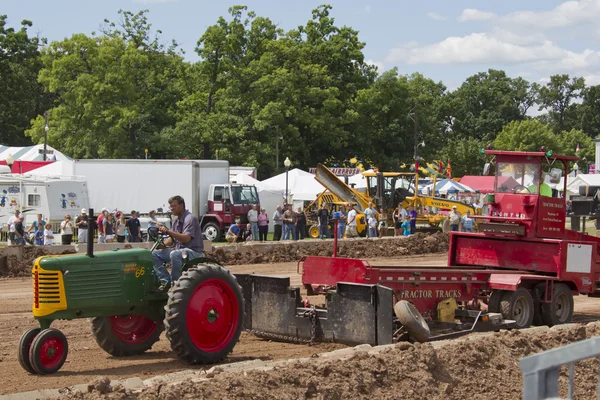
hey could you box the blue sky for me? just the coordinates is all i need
[3,0,599,90]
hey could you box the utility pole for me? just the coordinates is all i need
[43,111,49,161]
[413,102,418,164]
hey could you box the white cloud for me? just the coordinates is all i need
[133,0,176,4]
[503,0,600,30]
[458,8,496,22]
[427,12,447,21]
[365,59,385,72]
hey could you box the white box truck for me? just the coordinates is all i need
[71,159,259,241]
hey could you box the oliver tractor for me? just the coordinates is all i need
[18,213,244,375]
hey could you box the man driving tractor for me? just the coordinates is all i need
[152,195,205,291]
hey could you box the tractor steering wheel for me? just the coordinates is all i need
[512,184,531,194]
[148,227,170,250]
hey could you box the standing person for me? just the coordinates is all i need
[28,214,46,246]
[247,204,259,242]
[126,210,142,243]
[60,214,73,245]
[104,213,115,243]
[8,210,20,245]
[116,212,127,243]
[76,209,89,243]
[152,195,205,291]
[401,217,411,236]
[43,223,54,245]
[258,208,269,242]
[392,204,402,237]
[14,216,26,245]
[378,207,388,238]
[408,205,418,235]
[295,207,307,240]
[367,212,378,238]
[282,204,296,240]
[147,210,158,241]
[317,204,329,239]
[97,208,108,244]
[346,204,359,238]
[272,205,283,241]
[364,202,376,233]
[448,206,461,232]
[461,209,475,232]
[337,205,347,239]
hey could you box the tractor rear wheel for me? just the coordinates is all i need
[541,283,574,326]
[487,290,504,313]
[18,328,41,374]
[164,264,244,364]
[394,300,431,343]
[500,288,534,329]
[29,328,68,375]
[91,315,163,357]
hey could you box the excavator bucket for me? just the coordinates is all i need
[236,274,394,346]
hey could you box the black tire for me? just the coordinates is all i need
[164,264,244,364]
[541,283,574,326]
[91,315,163,357]
[394,300,431,343]
[203,222,221,242]
[309,225,320,239]
[29,328,68,375]
[18,328,41,374]
[500,288,534,329]
[487,290,504,313]
[532,283,547,326]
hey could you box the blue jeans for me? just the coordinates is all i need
[368,227,377,238]
[450,224,459,232]
[152,248,205,283]
[319,223,328,238]
[283,223,295,240]
[338,223,346,238]
[250,222,259,241]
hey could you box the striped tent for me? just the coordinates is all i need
[0,144,71,162]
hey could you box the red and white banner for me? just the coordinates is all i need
[309,167,360,176]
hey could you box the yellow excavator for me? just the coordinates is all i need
[313,164,479,233]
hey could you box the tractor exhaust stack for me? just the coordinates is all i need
[87,208,94,258]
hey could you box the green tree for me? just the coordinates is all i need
[0,15,48,145]
[579,85,600,138]
[557,128,593,161]
[435,137,486,177]
[537,74,585,133]
[493,120,561,153]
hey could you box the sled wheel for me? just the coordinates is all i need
[165,264,244,364]
[541,283,574,326]
[500,288,534,329]
[29,328,68,375]
[91,314,163,357]
[18,328,41,374]
[487,290,504,313]
[394,300,430,343]
[309,226,320,239]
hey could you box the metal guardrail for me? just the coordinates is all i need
[520,335,600,399]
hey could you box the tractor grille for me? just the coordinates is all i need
[35,271,62,304]
[65,268,123,300]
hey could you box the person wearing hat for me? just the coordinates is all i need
[448,205,461,232]
[76,209,89,243]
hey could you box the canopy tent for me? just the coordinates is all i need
[261,168,313,190]
[565,174,600,197]
[459,176,520,194]
[0,144,71,162]
[419,179,476,195]
[291,175,327,201]
[231,173,281,231]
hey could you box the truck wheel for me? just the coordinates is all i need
[91,315,163,357]
[203,223,221,242]
[500,288,534,329]
[309,226,320,239]
[29,328,68,375]
[18,328,40,374]
[532,283,546,326]
[394,300,430,343]
[541,283,574,326]
[487,290,504,313]
[164,264,244,364]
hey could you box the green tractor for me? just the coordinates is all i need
[18,209,244,375]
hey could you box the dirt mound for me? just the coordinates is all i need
[207,232,450,266]
[1,247,76,277]
[58,324,600,400]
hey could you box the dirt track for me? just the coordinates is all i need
[2,245,600,397]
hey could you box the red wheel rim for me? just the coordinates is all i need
[186,278,239,352]
[110,315,158,343]
[38,335,66,369]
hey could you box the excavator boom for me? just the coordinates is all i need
[314,164,371,213]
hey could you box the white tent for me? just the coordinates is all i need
[566,174,600,198]
[291,175,327,201]
[419,179,476,195]
[231,173,281,231]
[260,168,314,190]
[0,144,71,162]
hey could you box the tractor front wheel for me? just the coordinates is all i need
[309,225,320,239]
[18,328,41,374]
[500,288,534,329]
[91,315,163,357]
[541,283,574,326]
[164,264,244,364]
[29,328,68,375]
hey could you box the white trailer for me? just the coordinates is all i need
[0,173,89,232]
